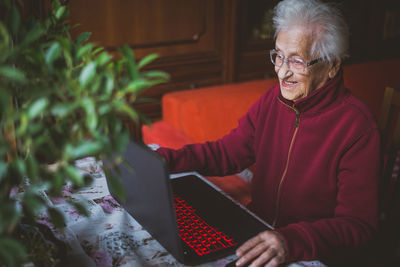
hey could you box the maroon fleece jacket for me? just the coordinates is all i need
[156,71,380,263]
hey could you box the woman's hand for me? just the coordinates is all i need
[235,231,286,267]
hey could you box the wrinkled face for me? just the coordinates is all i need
[275,26,333,101]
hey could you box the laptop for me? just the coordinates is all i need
[105,140,272,265]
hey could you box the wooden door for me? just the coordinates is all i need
[68,0,238,122]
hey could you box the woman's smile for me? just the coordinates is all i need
[282,80,299,87]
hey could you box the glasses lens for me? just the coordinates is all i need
[269,50,308,74]
[288,58,306,73]
[270,50,282,67]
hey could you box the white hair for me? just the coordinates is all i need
[273,0,349,62]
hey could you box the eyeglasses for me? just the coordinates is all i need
[269,49,324,74]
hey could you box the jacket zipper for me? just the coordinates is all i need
[272,101,300,227]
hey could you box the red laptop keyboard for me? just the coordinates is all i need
[173,194,238,256]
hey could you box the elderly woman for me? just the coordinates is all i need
[155,0,380,266]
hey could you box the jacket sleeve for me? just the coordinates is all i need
[156,97,263,176]
[275,126,380,263]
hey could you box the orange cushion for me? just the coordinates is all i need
[162,79,278,143]
[142,121,192,149]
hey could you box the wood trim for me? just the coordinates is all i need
[221,0,239,83]
[106,0,208,51]
[140,51,223,92]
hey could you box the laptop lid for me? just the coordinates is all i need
[105,140,271,264]
[105,140,185,262]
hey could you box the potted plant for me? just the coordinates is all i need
[0,0,169,266]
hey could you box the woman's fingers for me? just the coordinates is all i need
[236,231,286,267]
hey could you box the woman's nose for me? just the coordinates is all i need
[276,62,292,79]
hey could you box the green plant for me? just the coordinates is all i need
[0,1,169,266]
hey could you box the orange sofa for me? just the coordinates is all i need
[142,58,400,205]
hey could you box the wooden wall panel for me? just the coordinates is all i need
[68,0,230,122]
[69,0,217,58]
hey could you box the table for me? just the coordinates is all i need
[39,157,325,267]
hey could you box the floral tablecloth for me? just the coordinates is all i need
[38,157,325,267]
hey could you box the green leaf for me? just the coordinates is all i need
[121,78,166,96]
[141,70,170,80]
[120,45,138,80]
[25,155,38,182]
[0,66,25,82]
[27,98,49,119]
[92,46,104,55]
[51,102,78,117]
[118,79,148,97]
[21,22,45,46]
[98,104,111,115]
[0,87,10,113]
[0,201,22,234]
[47,207,65,228]
[9,158,26,180]
[16,158,26,177]
[113,101,139,122]
[114,131,129,152]
[66,141,103,159]
[75,32,91,46]
[65,165,83,186]
[137,53,158,69]
[68,199,89,217]
[9,5,20,36]
[55,6,67,20]
[0,161,7,183]
[0,237,26,267]
[89,74,101,93]
[0,246,14,267]
[103,169,126,202]
[79,62,97,87]
[22,192,45,216]
[51,0,62,12]
[146,78,168,90]
[76,43,93,60]
[56,36,73,69]
[49,172,64,195]
[105,74,115,95]
[81,98,97,130]
[96,52,112,66]
[0,22,10,52]
[27,122,43,136]
[45,42,62,67]
[15,112,28,136]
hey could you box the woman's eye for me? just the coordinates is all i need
[291,58,304,66]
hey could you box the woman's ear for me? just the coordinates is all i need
[328,60,342,79]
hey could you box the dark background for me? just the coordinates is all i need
[24,0,400,135]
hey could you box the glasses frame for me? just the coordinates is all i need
[269,49,324,74]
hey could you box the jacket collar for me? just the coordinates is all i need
[278,69,346,114]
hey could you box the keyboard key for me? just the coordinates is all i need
[173,194,237,256]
